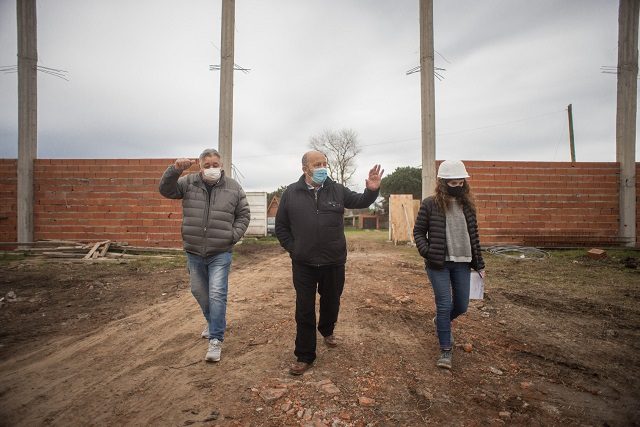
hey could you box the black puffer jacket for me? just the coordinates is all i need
[275,175,379,266]
[413,196,484,271]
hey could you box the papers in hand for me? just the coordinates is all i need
[469,271,484,300]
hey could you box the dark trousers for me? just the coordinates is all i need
[292,262,345,363]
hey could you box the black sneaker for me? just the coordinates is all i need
[437,349,453,369]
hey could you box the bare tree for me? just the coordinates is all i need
[309,129,362,186]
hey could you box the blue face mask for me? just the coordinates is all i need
[311,167,328,185]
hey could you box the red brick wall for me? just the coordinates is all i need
[29,159,200,247]
[0,159,17,243]
[463,161,633,246]
[0,159,196,247]
[0,159,638,248]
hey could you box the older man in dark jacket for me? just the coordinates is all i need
[159,148,250,363]
[276,150,383,375]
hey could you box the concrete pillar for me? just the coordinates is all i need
[17,0,38,244]
[616,0,639,247]
[218,0,235,175]
[419,0,436,200]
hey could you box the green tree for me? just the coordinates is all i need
[380,166,422,210]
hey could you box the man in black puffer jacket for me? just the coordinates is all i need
[276,150,383,375]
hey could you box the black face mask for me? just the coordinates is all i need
[446,185,465,197]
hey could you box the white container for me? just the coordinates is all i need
[245,192,267,236]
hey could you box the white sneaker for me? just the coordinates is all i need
[205,338,222,362]
[201,326,209,339]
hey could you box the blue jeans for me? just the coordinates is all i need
[187,251,232,341]
[426,261,471,349]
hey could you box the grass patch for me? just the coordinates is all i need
[240,236,280,245]
[344,228,388,240]
[0,252,28,263]
[127,254,187,270]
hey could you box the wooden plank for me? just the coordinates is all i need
[21,247,86,253]
[42,252,85,258]
[109,245,184,255]
[83,241,109,260]
[389,194,416,244]
[104,252,174,259]
[83,242,101,259]
[98,241,111,257]
[0,240,84,247]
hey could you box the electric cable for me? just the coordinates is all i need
[485,245,549,259]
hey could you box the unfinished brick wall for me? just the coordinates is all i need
[0,159,17,243]
[0,159,638,247]
[29,159,199,248]
[463,161,633,246]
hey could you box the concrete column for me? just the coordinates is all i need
[218,0,235,175]
[616,0,639,247]
[17,0,38,244]
[419,0,436,200]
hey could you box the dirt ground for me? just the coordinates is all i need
[0,231,639,427]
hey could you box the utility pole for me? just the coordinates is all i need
[17,0,38,245]
[218,0,235,173]
[616,0,638,247]
[419,0,436,200]
[567,104,576,162]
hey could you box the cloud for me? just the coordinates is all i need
[0,0,635,193]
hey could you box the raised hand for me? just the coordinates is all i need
[174,158,196,171]
[365,164,384,191]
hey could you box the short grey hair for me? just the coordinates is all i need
[199,148,221,163]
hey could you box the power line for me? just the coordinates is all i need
[234,109,568,161]
[406,65,446,80]
[209,64,250,73]
[209,42,250,74]
[435,50,451,64]
[1,64,69,80]
[437,109,565,137]
[601,65,640,79]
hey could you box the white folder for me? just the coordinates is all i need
[469,272,484,300]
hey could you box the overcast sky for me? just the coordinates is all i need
[0,0,635,192]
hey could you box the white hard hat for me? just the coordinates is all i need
[437,160,470,179]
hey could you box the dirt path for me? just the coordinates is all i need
[1,235,638,426]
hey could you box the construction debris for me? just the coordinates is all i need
[623,257,638,269]
[0,239,184,261]
[84,241,110,259]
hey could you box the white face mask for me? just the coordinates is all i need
[202,167,222,183]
